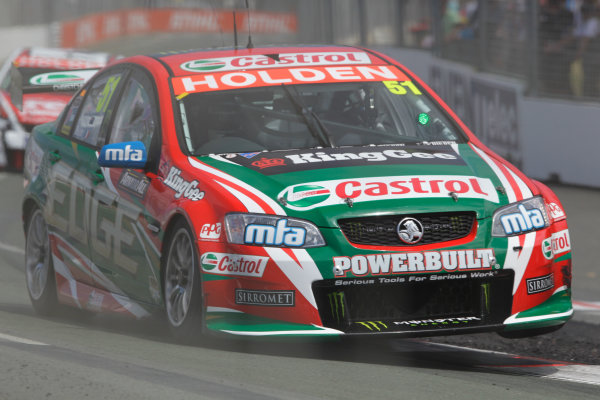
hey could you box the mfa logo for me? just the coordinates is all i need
[200,223,221,240]
[281,184,331,209]
[181,59,226,72]
[499,205,546,235]
[244,219,306,247]
[98,141,147,168]
[397,218,424,245]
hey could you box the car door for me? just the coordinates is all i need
[90,66,163,305]
[47,68,126,289]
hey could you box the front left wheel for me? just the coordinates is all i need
[25,208,58,315]
[163,220,204,343]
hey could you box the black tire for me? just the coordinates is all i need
[162,219,204,343]
[25,208,58,315]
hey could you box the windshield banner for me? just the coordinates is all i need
[172,65,409,95]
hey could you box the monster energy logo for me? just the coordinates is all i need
[328,292,346,324]
[355,321,388,331]
[481,283,491,315]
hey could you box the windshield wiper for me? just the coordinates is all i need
[280,84,335,148]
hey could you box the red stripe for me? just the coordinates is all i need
[574,301,600,310]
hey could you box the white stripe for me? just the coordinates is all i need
[216,181,264,213]
[471,145,516,203]
[505,167,533,199]
[263,247,322,309]
[222,325,343,336]
[552,285,568,295]
[0,333,48,346]
[504,232,537,294]
[209,154,239,165]
[51,245,82,308]
[573,301,600,311]
[206,306,243,313]
[188,157,286,214]
[0,241,25,255]
[546,365,600,387]
[504,308,573,325]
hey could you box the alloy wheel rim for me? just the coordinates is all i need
[25,211,50,300]
[165,229,195,327]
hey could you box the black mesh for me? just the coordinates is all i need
[338,212,475,246]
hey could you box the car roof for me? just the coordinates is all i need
[151,45,392,77]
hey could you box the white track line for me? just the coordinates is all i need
[574,301,600,311]
[0,332,48,346]
[0,241,25,255]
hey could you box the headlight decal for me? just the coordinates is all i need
[492,197,549,237]
[225,213,325,248]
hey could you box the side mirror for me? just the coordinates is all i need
[98,141,147,169]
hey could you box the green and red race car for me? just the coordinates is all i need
[23,45,572,341]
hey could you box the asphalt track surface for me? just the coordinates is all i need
[1,35,600,399]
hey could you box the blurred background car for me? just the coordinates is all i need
[0,47,113,170]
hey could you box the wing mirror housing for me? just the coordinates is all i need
[98,141,147,169]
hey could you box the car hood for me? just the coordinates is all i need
[195,143,524,227]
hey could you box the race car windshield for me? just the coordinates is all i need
[177,81,466,155]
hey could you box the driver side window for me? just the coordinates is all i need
[108,74,156,150]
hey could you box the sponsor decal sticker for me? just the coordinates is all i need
[29,70,97,87]
[333,271,499,286]
[200,252,268,277]
[251,158,286,169]
[199,223,222,240]
[172,65,408,94]
[281,175,498,210]
[239,152,261,159]
[244,219,306,247]
[355,321,388,331]
[163,167,205,201]
[499,204,546,235]
[542,229,571,260]
[179,52,372,73]
[394,316,481,327]
[98,142,147,168]
[117,170,150,198]
[230,145,464,175]
[547,202,565,220]
[333,249,496,278]
[283,184,331,209]
[526,273,554,294]
[235,289,295,306]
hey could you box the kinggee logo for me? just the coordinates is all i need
[181,59,226,72]
[281,184,331,209]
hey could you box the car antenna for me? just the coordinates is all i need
[233,10,239,48]
[245,0,254,49]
